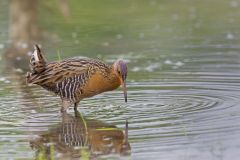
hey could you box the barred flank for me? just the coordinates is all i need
[27,56,111,104]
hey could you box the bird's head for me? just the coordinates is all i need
[113,60,128,102]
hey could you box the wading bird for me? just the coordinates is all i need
[26,45,127,112]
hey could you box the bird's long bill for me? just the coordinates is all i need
[122,80,127,102]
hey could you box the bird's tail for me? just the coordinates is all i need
[29,44,47,74]
[26,45,47,84]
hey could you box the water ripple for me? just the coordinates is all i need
[1,65,240,159]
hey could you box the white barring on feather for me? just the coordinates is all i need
[33,49,39,62]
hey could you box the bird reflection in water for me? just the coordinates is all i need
[30,110,131,159]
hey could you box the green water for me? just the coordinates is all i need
[1,0,240,159]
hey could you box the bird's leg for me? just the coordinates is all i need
[61,99,71,113]
[74,108,80,118]
[74,102,79,111]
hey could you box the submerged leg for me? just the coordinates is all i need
[74,102,79,111]
[61,99,72,113]
[74,108,80,117]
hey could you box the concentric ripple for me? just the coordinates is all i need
[124,69,240,159]
[1,58,240,160]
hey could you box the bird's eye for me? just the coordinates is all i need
[118,70,121,74]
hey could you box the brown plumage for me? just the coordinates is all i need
[26,45,128,112]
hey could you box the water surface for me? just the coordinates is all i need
[1,0,240,159]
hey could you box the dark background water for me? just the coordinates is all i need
[1,0,240,159]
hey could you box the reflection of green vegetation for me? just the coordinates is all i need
[78,108,89,146]
[36,143,54,160]
[36,144,90,160]
[80,147,90,160]
[50,143,55,160]
[37,150,45,160]
[36,146,90,160]
[96,127,122,131]
[57,50,62,61]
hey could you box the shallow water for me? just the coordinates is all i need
[1,0,240,159]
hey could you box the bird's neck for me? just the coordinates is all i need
[106,69,121,91]
[83,68,121,95]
